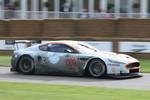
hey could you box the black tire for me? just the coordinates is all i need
[88,59,106,78]
[18,56,35,74]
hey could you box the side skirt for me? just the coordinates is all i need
[107,73,143,79]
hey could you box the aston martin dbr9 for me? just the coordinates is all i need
[11,41,141,78]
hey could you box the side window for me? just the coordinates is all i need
[39,44,48,51]
[47,44,77,53]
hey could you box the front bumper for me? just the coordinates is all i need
[108,73,142,79]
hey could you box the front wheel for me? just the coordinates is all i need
[18,56,35,74]
[88,59,106,78]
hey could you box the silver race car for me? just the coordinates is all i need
[11,40,142,78]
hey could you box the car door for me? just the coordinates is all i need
[46,43,80,73]
[36,44,51,73]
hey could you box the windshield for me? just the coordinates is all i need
[75,42,99,53]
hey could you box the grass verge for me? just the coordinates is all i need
[140,59,150,73]
[0,56,11,66]
[0,81,149,100]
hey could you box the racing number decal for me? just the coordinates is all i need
[66,56,76,69]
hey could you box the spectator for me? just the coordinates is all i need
[5,3,15,19]
[62,1,71,12]
[99,9,112,19]
[61,1,71,18]
[79,9,88,19]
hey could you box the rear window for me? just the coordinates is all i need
[39,44,48,51]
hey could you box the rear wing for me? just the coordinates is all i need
[14,40,41,51]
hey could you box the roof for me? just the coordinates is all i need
[45,40,79,46]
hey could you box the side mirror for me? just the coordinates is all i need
[64,49,72,53]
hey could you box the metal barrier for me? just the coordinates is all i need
[0,10,150,19]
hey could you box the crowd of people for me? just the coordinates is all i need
[4,2,16,19]
[60,1,112,19]
[2,1,112,19]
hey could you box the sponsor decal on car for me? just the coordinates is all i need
[49,54,60,64]
[111,67,116,73]
[66,56,76,69]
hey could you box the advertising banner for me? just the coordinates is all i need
[0,40,14,50]
[119,42,150,53]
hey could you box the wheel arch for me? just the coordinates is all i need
[16,54,34,71]
[84,58,107,74]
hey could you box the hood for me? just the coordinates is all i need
[92,51,139,64]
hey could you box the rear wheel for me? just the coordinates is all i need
[88,59,106,78]
[18,56,35,74]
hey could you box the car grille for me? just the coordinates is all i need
[130,69,139,73]
[126,62,140,69]
[126,62,140,73]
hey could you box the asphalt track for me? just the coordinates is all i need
[0,67,150,90]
